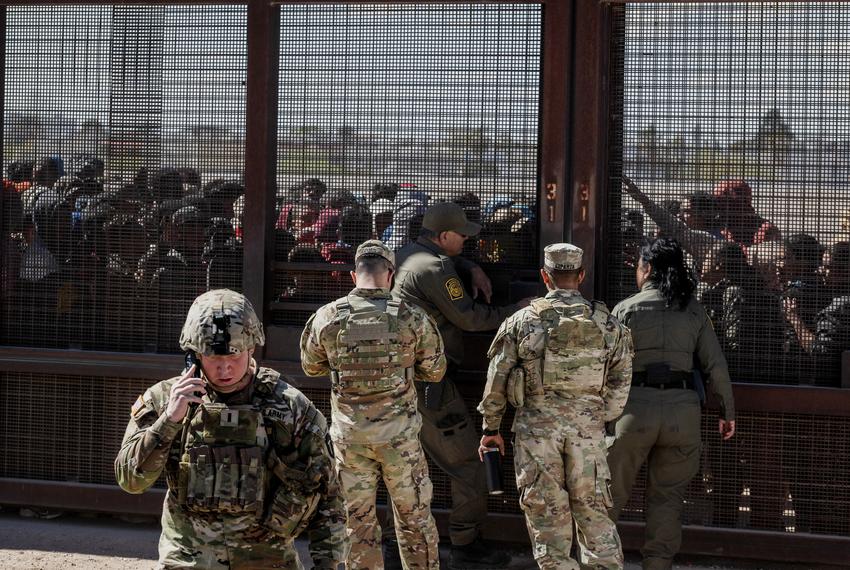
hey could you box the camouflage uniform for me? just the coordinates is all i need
[479,245,633,570]
[300,240,445,570]
[115,289,345,569]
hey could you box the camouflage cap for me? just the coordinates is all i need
[355,239,395,268]
[179,289,265,355]
[544,243,583,271]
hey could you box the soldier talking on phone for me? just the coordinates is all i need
[115,289,345,569]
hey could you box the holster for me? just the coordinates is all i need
[418,380,444,410]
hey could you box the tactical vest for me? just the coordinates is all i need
[177,400,269,515]
[532,297,613,395]
[332,295,413,390]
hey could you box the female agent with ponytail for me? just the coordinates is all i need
[607,237,736,570]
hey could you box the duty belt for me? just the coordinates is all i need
[631,370,695,390]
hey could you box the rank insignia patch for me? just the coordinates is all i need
[445,277,464,301]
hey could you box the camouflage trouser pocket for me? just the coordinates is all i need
[595,458,614,509]
[513,446,548,560]
[265,486,321,539]
[514,444,544,515]
[411,450,433,509]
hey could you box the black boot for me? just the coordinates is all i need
[448,537,511,569]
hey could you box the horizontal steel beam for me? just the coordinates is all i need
[2,346,850,415]
[2,479,848,565]
[619,521,850,566]
[0,478,165,516]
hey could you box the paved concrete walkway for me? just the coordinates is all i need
[0,509,837,570]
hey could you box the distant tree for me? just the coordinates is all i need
[6,113,41,145]
[757,108,794,146]
[337,125,358,144]
[756,108,794,166]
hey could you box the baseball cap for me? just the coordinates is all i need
[355,239,395,268]
[544,243,583,271]
[422,202,482,237]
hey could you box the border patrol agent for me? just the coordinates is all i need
[389,202,517,569]
[300,240,445,570]
[480,244,633,569]
[115,289,345,569]
[608,237,736,570]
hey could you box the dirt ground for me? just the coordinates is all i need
[0,508,843,570]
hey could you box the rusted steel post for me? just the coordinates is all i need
[243,0,279,357]
[538,1,572,259]
[570,0,612,299]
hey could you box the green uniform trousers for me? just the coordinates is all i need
[385,376,487,546]
[607,387,702,570]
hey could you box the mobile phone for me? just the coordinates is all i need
[184,351,205,398]
[184,351,201,377]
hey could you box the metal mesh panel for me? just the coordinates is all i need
[4,372,848,537]
[272,4,542,324]
[619,409,850,536]
[0,372,164,488]
[303,383,850,533]
[1,5,246,353]
[298,385,522,514]
[607,3,850,386]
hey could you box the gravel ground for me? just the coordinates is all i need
[0,509,842,570]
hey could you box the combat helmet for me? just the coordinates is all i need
[179,289,265,355]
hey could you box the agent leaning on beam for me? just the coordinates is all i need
[115,289,345,570]
[479,244,634,570]
[608,237,736,570]
[300,240,445,570]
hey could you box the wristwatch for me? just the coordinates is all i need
[483,429,499,436]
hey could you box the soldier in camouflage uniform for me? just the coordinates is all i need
[300,240,445,570]
[479,244,633,570]
[115,289,345,569]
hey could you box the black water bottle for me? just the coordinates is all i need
[482,448,504,495]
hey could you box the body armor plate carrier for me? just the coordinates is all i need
[531,297,614,396]
[332,295,413,390]
[177,402,268,515]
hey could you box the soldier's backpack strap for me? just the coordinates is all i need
[335,298,352,323]
[386,298,414,380]
[590,300,616,350]
[530,298,555,316]
[386,297,402,320]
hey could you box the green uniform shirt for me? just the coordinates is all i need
[612,283,736,420]
[393,236,517,365]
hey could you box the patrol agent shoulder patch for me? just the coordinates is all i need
[445,277,464,301]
